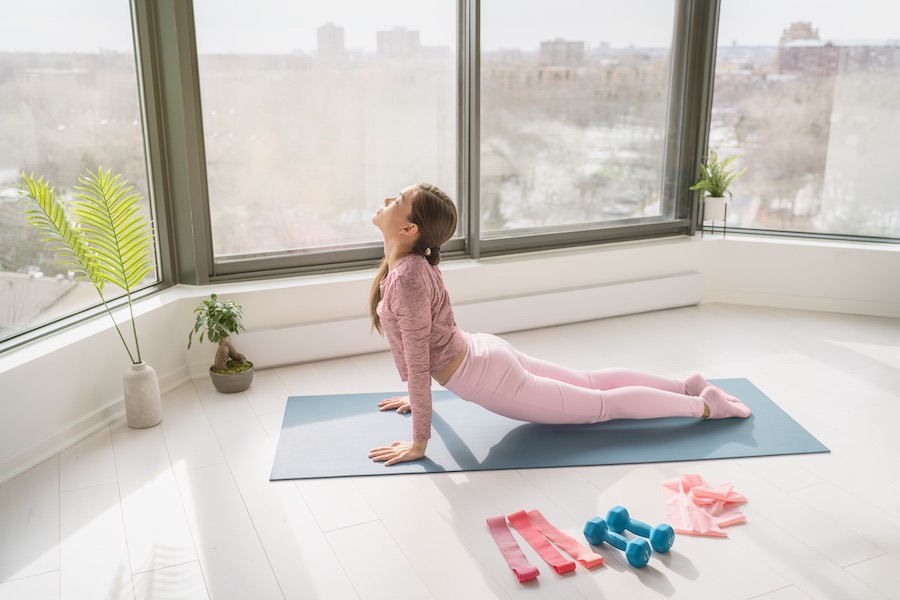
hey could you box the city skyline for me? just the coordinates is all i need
[2,1,899,54]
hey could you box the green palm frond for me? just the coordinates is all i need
[71,168,155,294]
[17,167,157,364]
[18,174,100,287]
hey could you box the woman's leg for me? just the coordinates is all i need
[512,349,708,396]
[449,334,709,424]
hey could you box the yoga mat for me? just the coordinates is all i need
[270,378,828,480]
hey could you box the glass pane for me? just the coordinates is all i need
[714,0,900,237]
[480,0,675,236]
[193,1,457,260]
[0,1,154,343]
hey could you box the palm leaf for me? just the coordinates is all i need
[71,167,156,295]
[17,168,157,364]
[18,173,101,288]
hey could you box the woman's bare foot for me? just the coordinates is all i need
[701,386,751,419]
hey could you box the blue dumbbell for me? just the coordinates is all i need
[606,506,675,553]
[583,517,651,568]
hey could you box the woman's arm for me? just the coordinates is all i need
[371,264,434,465]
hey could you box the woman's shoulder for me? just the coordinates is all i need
[385,255,440,295]
[396,253,428,270]
[392,254,435,280]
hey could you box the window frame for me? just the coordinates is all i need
[470,0,712,258]
[141,0,717,283]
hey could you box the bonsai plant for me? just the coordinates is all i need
[188,293,254,393]
[18,167,161,428]
[690,148,747,223]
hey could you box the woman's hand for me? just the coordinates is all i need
[368,440,427,466]
[377,395,410,413]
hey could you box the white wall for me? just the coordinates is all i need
[706,236,900,316]
[1,234,898,483]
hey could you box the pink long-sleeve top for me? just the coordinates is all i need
[377,254,467,441]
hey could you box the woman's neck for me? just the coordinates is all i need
[383,239,414,271]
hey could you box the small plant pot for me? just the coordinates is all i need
[703,196,728,222]
[209,362,254,393]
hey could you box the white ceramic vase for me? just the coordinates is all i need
[123,362,162,428]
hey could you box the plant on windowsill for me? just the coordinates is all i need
[188,293,254,393]
[689,148,747,223]
[18,168,161,428]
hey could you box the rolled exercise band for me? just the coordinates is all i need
[486,515,540,583]
[525,509,604,569]
[507,510,577,574]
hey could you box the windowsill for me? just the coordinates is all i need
[697,230,900,251]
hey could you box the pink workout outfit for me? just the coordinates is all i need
[378,254,744,442]
[444,331,705,426]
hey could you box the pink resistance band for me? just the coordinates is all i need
[486,516,540,583]
[524,509,605,569]
[507,510,577,574]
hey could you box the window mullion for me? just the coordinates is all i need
[461,0,481,259]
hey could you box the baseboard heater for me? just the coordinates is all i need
[204,272,703,374]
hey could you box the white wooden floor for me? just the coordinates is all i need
[1,303,899,600]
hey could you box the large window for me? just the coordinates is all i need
[712,0,900,238]
[0,0,155,342]
[4,1,897,349]
[480,0,676,236]
[193,0,457,261]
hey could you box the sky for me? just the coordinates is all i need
[1,0,898,54]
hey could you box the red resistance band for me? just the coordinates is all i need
[524,509,604,569]
[507,510,577,574]
[486,516,540,583]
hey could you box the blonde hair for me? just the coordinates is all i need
[368,183,457,334]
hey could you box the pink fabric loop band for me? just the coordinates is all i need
[524,509,605,569]
[486,515,540,583]
[507,510,577,574]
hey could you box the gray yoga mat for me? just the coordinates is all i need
[270,378,828,480]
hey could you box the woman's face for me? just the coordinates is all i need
[373,185,416,235]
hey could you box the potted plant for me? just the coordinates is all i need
[689,148,747,223]
[188,293,254,393]
[18,168,161,428]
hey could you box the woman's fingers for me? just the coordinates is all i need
[377,396,401,410]
[368,441,420,466]
[377,396,410,413]
[368,441,402,461]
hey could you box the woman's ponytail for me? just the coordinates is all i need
[368,258,389,335]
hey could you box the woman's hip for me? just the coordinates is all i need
[444,332,521,398]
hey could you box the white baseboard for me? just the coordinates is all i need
[0,399,123,485]
[709,289,900,319]
[453,272,704,334]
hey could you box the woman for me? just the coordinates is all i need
[368,183,750,466]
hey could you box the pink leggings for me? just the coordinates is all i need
[443,333,705,424]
